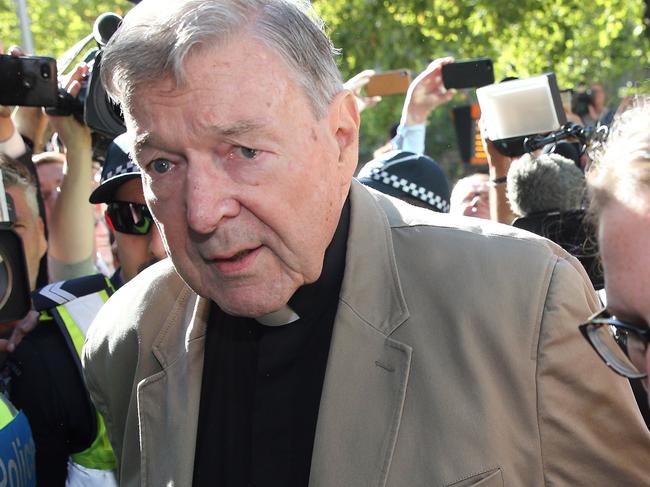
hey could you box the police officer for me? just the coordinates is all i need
[0,390,36,487]
[3,134,164,486]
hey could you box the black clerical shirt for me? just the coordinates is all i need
[192,200,350,487]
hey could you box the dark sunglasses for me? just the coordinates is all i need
[105,201,154,235]
[579,308,650,380]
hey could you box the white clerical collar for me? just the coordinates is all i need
[255,305,300,327]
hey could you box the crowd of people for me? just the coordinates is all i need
[0,0,649,486]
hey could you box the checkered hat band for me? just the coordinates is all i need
[102,159,139,182]
[370,170,450,212]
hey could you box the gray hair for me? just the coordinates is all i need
[0,154,40,219]
[587,96,650,215]
[507,153,586,217]
[101,0,343,119]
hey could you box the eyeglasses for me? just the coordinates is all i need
[579,308,650,380]
[105,201,154,235]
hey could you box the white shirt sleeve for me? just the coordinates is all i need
[390,123,426,154]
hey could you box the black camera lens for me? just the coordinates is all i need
[0,250,12,310]
[0,227,32,322]
[40,63,51,79]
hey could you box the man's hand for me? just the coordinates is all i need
[343,69,382,113]
[47,63,92,151]
[400,57,456,126]
[0,44,22,141]
[478,115,513,178]
[478,116,517,224]
[0,310,39,353]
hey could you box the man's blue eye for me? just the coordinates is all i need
[151,159,172,174]
[240,147,258,159]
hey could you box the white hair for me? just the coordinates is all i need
[101,0,343,119]
[588,96,650,214]
[0,154,40,219]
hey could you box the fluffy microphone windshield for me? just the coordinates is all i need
[507,153,586,217]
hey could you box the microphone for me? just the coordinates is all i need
[93,12,123,47]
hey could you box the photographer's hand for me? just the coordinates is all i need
[46,63,95,268]
[344,69,382,114]
[479,116,517,224]
[0,310,39,353]
[0,44,19,142]
[0,104,14,143]
[400,57,456,126]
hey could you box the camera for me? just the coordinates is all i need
[47,12,126,140]
[0,13,126,143]
[476,73,567,157]
[0,177,31,323]
[571,88,593,118]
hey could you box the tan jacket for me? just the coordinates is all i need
[83,181,650,486]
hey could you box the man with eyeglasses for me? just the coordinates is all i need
[581,98,650,419]
[5,133,165,486]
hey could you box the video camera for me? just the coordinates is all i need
[571,88,593,118]
[0,13,126,142]
[476,73,605,160]
[0,171,31,323]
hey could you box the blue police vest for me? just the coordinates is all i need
[0,392,36,487]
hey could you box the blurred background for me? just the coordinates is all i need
[2,0,648,179]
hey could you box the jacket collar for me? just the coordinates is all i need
[338,181,410,335]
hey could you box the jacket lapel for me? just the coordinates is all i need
[136,287,211,487]
[310,182,412,487]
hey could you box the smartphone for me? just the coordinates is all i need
[0,54,59,107]
[365,69,412,97]
[441,58,494,90]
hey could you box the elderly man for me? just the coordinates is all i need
[581,98,650,411]
[83,1,650,486]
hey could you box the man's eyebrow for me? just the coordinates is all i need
[132,132,152,158]
[215,120,266,137]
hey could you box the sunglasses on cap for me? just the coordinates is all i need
[105,201,154,235]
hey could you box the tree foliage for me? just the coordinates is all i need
[1,0,648,173]
[0,0,133,58]
[314,0,650,170]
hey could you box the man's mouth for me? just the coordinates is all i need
[210,246,262,274]
[219,248,254,262]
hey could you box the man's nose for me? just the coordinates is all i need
[148,223,167,260]
[185,156,241,234]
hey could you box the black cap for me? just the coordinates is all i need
[357,150,450,213]
[89,133,140,204]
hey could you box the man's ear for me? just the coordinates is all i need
[327,89,360,179]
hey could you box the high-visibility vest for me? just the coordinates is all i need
[0,392,36,487]
[33,274,118,486]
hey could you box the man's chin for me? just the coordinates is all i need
[203,287,296,318]
[214,297,288,318]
